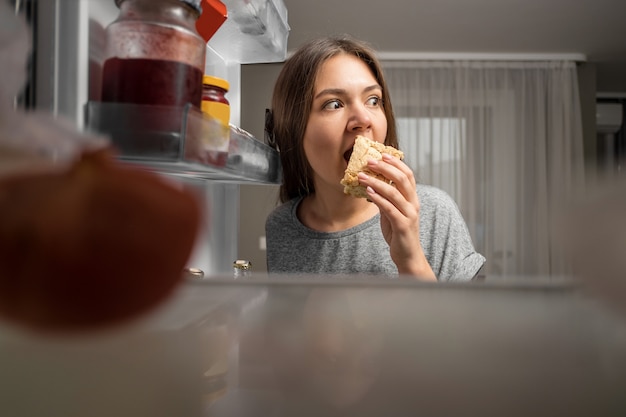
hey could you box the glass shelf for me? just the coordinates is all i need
[84,101,281,184]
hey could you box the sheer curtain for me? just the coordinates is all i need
[383,61,585,278]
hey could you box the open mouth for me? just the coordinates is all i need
[343,147,353,163]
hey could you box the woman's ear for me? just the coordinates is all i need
[264,108,277,150]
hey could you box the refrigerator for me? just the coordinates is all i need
[15,0,287,276]
[4,1,626,417]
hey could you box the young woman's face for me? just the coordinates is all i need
[303,53,388,195]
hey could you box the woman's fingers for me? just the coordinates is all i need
[357,171,417,222]
[356,154,418,216]
[367,155,416,199]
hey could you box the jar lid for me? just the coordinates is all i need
[233,260,251,270]
[183,267,204,279]
[115,0,203,15]
[203,75,230,92]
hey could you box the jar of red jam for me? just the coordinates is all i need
[101,0,206,108]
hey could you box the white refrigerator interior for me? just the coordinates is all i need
[30,0,287,275]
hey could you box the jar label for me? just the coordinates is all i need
[201,101,230,127]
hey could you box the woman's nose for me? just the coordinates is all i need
[347,103,372,132]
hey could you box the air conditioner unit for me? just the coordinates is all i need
[596,102,624,134]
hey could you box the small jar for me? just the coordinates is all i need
[101,0,206,108]
[183,267,204,280]
[232,260,251,278]
[198,75,231,166]
[201,75,230,127]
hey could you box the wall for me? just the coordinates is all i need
[577,62,598,180]
[596,62,626,93]
[581,60,626,182]
[238,63,283,272]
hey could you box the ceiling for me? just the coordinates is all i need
[282,0,626,63]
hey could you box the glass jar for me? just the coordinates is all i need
[196,75,231,167]
[232,260,251,278]
[100,0,206,108]
[201,75,230,126]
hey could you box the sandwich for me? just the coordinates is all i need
[340,135,404,198]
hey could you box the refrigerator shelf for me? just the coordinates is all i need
[84,101,282,184]
[4,277,626,417]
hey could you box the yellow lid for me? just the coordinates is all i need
[203,75,229,91]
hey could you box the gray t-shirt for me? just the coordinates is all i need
[265,184,485,282]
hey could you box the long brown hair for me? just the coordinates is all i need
[266,35,398,203]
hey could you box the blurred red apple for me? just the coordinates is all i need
[0,148,201,332]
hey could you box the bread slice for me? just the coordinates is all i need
[340,135,404,198]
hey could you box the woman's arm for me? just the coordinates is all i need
[356,153,437,281]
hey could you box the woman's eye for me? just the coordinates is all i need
[323,100,342,110]
[366,96,382,107]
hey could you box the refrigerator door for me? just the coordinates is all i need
[33,0,110,127]
[27,0,284,275]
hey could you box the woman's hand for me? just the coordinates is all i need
[356,154,436,281]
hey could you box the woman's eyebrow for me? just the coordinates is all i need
[363,84,382,94]
[314,88,346,100]
[314,84,382,100]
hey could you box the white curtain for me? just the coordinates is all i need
[383,61,585,278]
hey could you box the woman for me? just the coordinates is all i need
[265,35,485,281]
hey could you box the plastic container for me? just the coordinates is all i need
[83,102,283,184]
[100,0,207,108]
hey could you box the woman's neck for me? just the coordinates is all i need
[298,189,379,232]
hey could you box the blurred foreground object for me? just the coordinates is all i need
[0,0,107,165]
[0,4,201,332]
[0,148,201,331]
[564,175,626,318]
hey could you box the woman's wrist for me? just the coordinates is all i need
[397,258,437,281]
